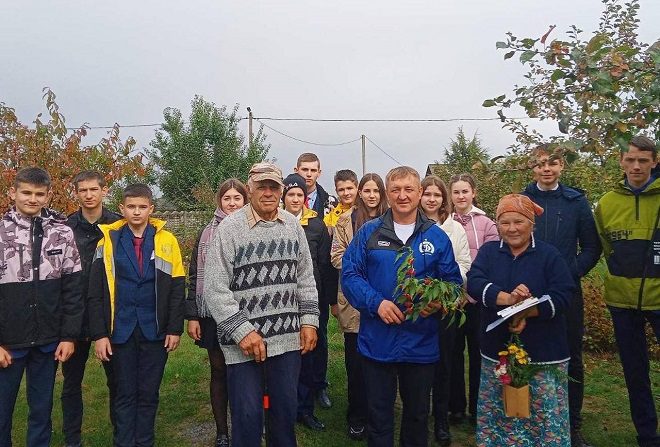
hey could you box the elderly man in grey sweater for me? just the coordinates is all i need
[203,162,320,447]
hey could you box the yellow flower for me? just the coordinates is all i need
[498,350,509,356]
[518,358,528,365]
[507,345,518,354]
[515,351,525,360]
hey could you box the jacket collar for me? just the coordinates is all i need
[299,206,318,226]
[5,207,65,229]
[523,182,584,201]
[99,217,167,239]
[380,209,435,242]
[68,207,121,228]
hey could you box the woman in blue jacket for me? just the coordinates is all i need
[467,194,575,447]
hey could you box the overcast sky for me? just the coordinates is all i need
[1,1,658,193]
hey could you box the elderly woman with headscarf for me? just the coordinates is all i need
[466,194,575,446]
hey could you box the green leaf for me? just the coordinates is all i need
[520,51,536,63]
[521,38,537,49]
[482,99,497,107]
[504,50,515,60]
[496,41,509,49]
[550,69,565,82]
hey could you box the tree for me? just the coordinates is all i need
[442,127,490,173]
[483,0,659,159]
[0,88,149,214]
[148,96,270,210]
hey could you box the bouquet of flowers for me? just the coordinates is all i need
[393,246,465,324]
[495,334,562,418]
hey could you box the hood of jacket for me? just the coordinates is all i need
[5,207,67,229]
[299,207,318,226]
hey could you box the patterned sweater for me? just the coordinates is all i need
[203,205,320,364]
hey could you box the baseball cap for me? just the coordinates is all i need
[248,162,284,186]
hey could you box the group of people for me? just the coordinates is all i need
[0,134,657,447]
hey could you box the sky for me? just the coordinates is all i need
[1,1,658,194]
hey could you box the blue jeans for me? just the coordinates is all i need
[227,350,301,447]
[608,306,660,447]
[0,348,57,447]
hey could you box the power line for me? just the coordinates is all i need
[253,116,530,122]
[365,136,404,166]
[255,119,362,147]
[70,114,532,130]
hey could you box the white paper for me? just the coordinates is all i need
[486,295,551,332]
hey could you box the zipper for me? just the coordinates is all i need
[635,195,640,221]
[555,211,562,238]
[637,207,660,310]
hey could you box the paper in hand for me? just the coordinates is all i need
[486,295,551,332]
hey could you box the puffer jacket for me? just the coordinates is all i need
[0,208,83,349]
[595,177,660,310]
[452,206,499,261]
[330,208,360,333]
[522,182,602,284]
[439,216,471,283]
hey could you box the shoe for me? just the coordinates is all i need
[317,389,332,409]
[348,424,366,441]
[215,434,230,447]
[448,411,466,425]
[298,413,325,431]
[434,417,452,447]
[570,430,593,447]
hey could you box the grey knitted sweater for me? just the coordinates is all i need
[203,205,320,364]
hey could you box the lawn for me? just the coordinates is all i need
[10,317,658,446]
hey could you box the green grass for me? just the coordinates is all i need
[10,317,657,446]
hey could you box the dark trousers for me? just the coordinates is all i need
[111,328,168,447]
[566,289,585,431]
[608,306,660,447]
[227,350,301,447]
[298,347,316,417]
[433,320,457,422]
[362,357,435,447]
[344,332,368,426]
[312,303,330,390]
[0,348,57,447]
[448,303,480,417]
[61,339,117,445]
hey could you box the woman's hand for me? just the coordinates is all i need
[510,284,531,302]
[508,306,539,334]
[187,320,201,341]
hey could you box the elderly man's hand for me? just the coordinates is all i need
[300,326,317,354]
[239,331,267,362]
[378,300,404,325]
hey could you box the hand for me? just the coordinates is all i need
[95,337,113,362]
[187,321,201,341]
[509,316,527,334]
[300,326,318,354]
[0,346,12,368]
[330,304,339,318]
[510,284,531,303]
[164,335,180,352]
[420,300,443,318]
[55,341,75,362]
[378,300,404,325]
[238,331,267,362]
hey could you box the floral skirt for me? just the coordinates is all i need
[476,357,570,447]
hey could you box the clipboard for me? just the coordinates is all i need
[486,295,551,332]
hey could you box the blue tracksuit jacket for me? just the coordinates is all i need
[341,210,463,363]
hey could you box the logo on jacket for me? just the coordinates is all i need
[419,239,435,255]
[377,240,391,247]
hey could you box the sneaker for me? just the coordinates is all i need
[298,413,325,431]
[348,424,366,441]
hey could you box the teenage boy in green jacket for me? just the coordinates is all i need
[595,135,659,447]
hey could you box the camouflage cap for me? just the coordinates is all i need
[248,162,284,186]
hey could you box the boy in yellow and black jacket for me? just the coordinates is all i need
[87,184,185,447]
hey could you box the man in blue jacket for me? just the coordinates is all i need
[342,166,462,447]
[522,145,602,447]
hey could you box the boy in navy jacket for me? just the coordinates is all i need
[522,145,601,447]
[88,184,185,447]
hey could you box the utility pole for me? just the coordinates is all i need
[247,107,253,147]
[361,134,366,176]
